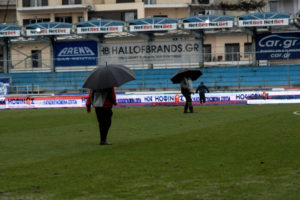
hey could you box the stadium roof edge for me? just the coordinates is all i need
[0,24,22,31]
[128,17,178,25]
[182,14,234,23]
[76,19,125,27]
[25,22,72,29]
[238,12,291,20]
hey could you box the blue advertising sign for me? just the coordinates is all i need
[256,32,300,60]
[54,41,98,66]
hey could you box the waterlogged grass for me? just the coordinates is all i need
[0,105,299,200]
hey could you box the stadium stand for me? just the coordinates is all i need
[1,65,300,94]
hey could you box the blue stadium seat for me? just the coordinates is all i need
[1,64,300,93]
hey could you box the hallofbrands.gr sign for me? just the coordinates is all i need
[26,28,71,36]
[0,30,20,37]
[256,32,300,60]
[54,41,98,66]
[129,24,177,32]
[183,21,233,29]
[99,40,202,65]
[77,26,123,34]
[238,18,289,27]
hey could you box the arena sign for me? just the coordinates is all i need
[238,18,289,27]
[256,32,300,60]
[183,21,233,29]
[26,28,71,36]
[99,40,202,65]
[54,41,98,66]
[77,26,123,34]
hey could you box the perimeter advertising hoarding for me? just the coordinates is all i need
[54,41,98,66]
[3,90,300,109]
[99,40,202,65]
[256,32,300,60]
[0,97,5,109]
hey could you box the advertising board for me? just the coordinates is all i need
[1,90,300,109]
[129,23,177,32]
[238,18,289,27]
[54,41,98,66]
[183,21,233,29]
[0,30,21,37]
[99,40,202,65]
[256,32,300,60]
[26,28,71,36]
[77,26,123,34]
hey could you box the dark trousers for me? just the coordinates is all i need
[200,93,206,104]
[95,107,113,143]
[182,90,193,113]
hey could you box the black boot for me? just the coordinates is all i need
[184,103,188,113]
[189,102,194,113]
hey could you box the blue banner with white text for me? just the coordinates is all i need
[256,32,300,60]
[54,41,98,66]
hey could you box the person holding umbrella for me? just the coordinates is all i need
[171,68,202,114]
[86,88,116,145]
[83,64,135,145]
[180,76,194,113]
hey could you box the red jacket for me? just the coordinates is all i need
[86,88,117,108]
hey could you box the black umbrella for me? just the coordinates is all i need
[171,68,202,84]
[83,64,136,90]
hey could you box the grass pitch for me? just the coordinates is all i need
[0,105,299,200]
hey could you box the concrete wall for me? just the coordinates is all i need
[10,42,51,70]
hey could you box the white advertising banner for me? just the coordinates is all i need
[99,40,202,65]
[26,28,71,36]
[238,18,289,27]
[2,90,300,109]
[77,26,123,34]
[0,30,21,37]
[183,21,233,29]
[129,23,177,32]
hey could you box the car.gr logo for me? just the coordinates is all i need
[258,35,300,49]
[57,47,95,57]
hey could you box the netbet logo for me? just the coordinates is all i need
[259,35,299,49]
[58,47,95,57]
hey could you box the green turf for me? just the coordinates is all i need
[0,105,299,200]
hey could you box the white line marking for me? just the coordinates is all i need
[293,111,300,116]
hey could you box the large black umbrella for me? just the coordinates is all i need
[83,64,136,90]
[171,68,202,84]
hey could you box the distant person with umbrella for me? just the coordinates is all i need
[180,76,194,113]
[171,68,202,113]
[196,81,209,104]
[83,64,135,145]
